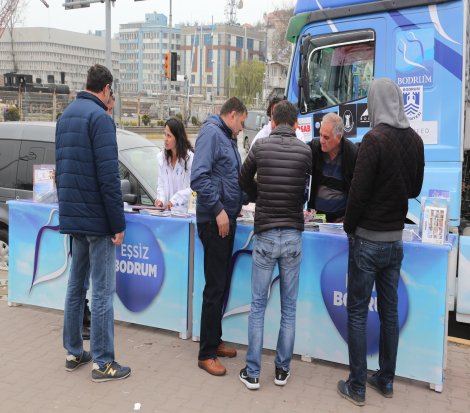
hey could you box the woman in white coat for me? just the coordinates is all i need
[155,117,194,210]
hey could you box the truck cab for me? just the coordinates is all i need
[286,0,469,320]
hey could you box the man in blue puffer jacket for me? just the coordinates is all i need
[191,97,247,376]
[55,64,131,383]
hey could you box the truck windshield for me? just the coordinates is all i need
[306,40,374,111]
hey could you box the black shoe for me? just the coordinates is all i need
[367,371,394,398]
[91,361,131,382]
[65,350,92,372]
[337,379,365,406]
[82,325,90,340]
[274,367,290,386]
[239,367,260,390]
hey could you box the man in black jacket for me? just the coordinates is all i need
[337,78,424,406]
[238,101,311,390]
[308,112,358,222]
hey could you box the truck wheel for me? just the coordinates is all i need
[0,228,8,271]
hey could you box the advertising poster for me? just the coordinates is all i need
[8,201,191,335]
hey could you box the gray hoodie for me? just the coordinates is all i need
[367,78,410,129]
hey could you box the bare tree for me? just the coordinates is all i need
[0,0,20,37]
[2,0,27,72]
[263,1,295,64]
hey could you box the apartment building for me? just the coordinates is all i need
[119,12,181,94]
[0,27,119,91]
[180,23,266,100]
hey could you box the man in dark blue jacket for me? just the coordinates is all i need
[56,64,131,382]
[191,97,247,376]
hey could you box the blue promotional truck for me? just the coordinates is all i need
[285,0,470,322]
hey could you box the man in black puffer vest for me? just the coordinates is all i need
[238,101,311,390]
[337,78,424,406]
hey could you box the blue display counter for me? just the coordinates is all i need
[8,200,454,390]
[193,224,455,390]
[7,200,193,338]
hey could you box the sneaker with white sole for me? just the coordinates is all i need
[65,351,92,372]
[239,367,260,390]
[91,361,131,382]
[274,367,290,386]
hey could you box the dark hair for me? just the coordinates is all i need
[272,100,298,127]
[266,96,282,118]
[164,117,194,171]
[86,64,113,93]
[220,96,247,116]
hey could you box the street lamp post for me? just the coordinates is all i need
[168,0,172,117]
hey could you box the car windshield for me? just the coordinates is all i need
[119,146,160,191]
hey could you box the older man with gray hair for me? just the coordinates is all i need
[307,112,358,222]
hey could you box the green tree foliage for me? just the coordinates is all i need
[4,105,20,121]
[228,60,265,107]
[141,114,151,126]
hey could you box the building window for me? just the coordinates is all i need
[192,51,198,72]
[203,33,212,46]
[191,35,200,46]
[207,49,213,71]
[207,75,213,84]
[236,36,243,49]
[247,38,254,50]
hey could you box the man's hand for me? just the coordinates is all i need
[154,199,164,207]
[166,201,174,210]
[216,209,229,238]
[112,231,125,246]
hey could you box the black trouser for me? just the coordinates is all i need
[197,220,237,360]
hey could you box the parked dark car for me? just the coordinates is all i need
[0,121,161,270]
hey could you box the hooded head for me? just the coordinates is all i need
[367,78,410,129]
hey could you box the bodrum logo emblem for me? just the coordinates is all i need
[115,221,165,312]
[320,249,409,355]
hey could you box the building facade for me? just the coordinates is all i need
[0,27,119,91]
[180,23,266,100]
[119,12,181,94]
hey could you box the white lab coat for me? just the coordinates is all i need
[156,150,194,209]
[249,121,306,151]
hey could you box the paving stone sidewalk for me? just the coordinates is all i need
[0,301,469,413]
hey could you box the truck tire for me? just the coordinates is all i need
[0,228,8,271]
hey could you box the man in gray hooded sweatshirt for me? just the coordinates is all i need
[337,78,424,406]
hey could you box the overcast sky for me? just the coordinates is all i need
[20,0,292,35]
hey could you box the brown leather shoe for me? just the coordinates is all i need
[198,358,226,376]
[216,342,237,358]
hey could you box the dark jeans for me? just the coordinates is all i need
[347,236,403,394]
[197,220,236,360]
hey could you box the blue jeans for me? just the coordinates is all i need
[347,236,403,394]
[246,228,302,378]
[63,234,116,368]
